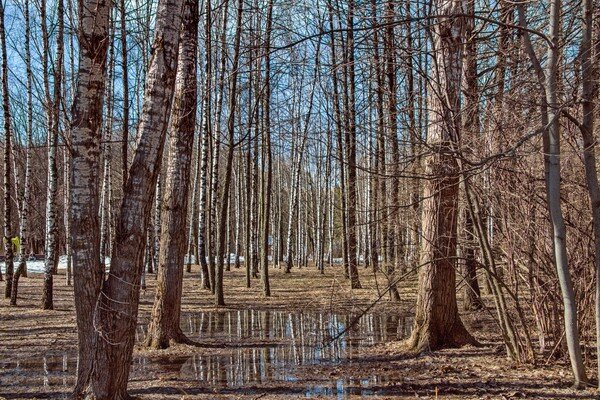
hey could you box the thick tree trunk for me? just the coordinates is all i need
[407,0,477,352]
[146,0,198,348]
[76,0,184,396]
[70,0,111,396]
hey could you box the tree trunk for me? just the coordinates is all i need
[146,0,198,348]
[42,0,64,309]
[215,0,243,306]
[578,0,600,386]
[542,0,588,385]
[0,0,14,299]
[407,0,478,352]
[196,0,212,290]
[460,0,483,311]
[76,0,184,396]
[344,0,361,289]
[120,0,129,191]
[383,0,398,298]
[70,0,111,396]
[10,0,33,302]
[261,0,274,297]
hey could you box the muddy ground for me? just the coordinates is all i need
[0,264,598,399]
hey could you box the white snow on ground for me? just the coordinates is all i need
[5,254,248,274]
[9,256,112,274]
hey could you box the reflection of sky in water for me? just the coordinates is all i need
[0,310,411,397]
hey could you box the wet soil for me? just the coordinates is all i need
[0,265,598,399]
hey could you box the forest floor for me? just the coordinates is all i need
[0,264,598,399]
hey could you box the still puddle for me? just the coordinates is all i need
[1,310,412,397]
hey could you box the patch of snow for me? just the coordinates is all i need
[2,256,111,274]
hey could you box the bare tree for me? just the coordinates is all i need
[70,0,111,395]
[146,0,199,348]
[0,0,14,299]
[260,0,274,297]
[73,0,185,395]
[215,0,243,306]
[42,0,64,310]
[408,0,478,352]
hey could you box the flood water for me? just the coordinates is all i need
[0,310,413,398]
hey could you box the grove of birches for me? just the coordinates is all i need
[0,0,599,398]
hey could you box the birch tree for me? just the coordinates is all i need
[146,0,198,348]
[0,0,14,299]
[10,0,34,303]
[73,0,185,395]
[42,0,64,310]
[215,0,243,306]
[70,0,111,395]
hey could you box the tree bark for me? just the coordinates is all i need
[77,0,184,396]
[42,0,64,309]
[577,0,600,386]
[146,0,198,348]
[543,0,588,385]
[10,0,34,302]
[196,0,212,290]
[120,0,129,191]
[70,0,111,396]
[261,0,274,297]
[345,0,361,289]
[0,0,14,299]
[215,0,243,306]
[407,0,478,352]
[460,0,483,311]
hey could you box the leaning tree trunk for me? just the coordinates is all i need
[407,0,478,352]
[70,0,111,396]
[146,0,198,348]
[77,0,184,396]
